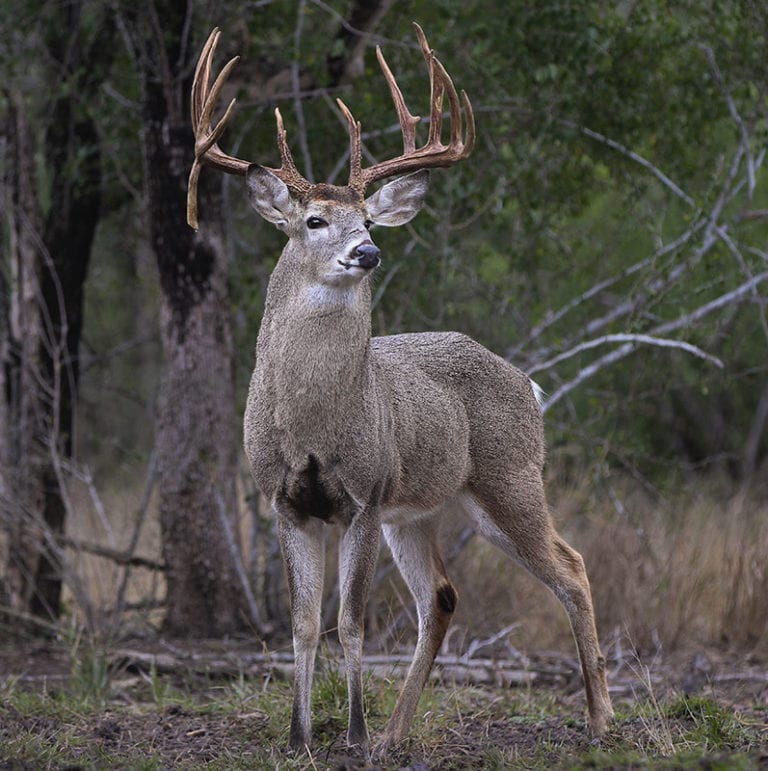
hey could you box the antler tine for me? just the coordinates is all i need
[190,28,215,133]
[187,27,250,230]
[375,46,420,153]
[199,55,239,143]
[414,24,445,148]
[272,108,313,196]
[359,22,475,190]
[336,98,364,192]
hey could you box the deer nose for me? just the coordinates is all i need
[354,243,381,270]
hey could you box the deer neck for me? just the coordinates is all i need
[255,252,375,437]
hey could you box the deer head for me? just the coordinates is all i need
[245,166,431,289]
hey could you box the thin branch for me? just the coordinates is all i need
[655,271,768,334]
[578,125,696,208]
[699,43,755,197]
[715,226,768,344]
[463,622,520,660]
[511,220,706,360]
[60,534,164,571]
[308,0,411,50]
[0,604,61,634]
[542,343,634,413]
[740,209,768,221]
[742,381,768,481]
[215,490,269,637]
[528,333,723,376]
[110,451,158,635]
[542,271,768,412]
[371,261,402,310]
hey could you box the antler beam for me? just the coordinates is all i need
[187,28,312,230]
[187,28,248,230]
[338,23,475,194]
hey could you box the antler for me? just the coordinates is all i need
[187,24,474,229]
[187,28,312,230]
[337,23,475,195]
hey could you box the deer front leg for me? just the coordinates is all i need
[377,517,457,753]
[278,514,326,752]
[338,506,381,752]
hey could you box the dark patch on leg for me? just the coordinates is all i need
[597,654,606,674]
[436,584,458,614]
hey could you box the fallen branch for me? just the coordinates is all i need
[110,647,577,688]
[61,535,164,571]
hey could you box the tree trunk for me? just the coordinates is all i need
[1,92,46,615]
[1,1,109,624]
[127,1,246,636]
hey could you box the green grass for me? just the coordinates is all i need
[0,663,765,770]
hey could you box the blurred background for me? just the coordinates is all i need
[1,0,767,659]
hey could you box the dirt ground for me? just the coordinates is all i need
[1,639,767,769]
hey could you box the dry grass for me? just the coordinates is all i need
[581,480,768,653]
[8,465,768,661]
[3,470,768,769]
[384,474,768,658]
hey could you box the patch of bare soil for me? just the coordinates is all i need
[1,640,767,769]
[0,704,269,770]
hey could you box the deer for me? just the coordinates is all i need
[186,25,614,756]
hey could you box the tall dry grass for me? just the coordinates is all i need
[418,474,768,657]
[14,466,768,658]
[583,480,768,653]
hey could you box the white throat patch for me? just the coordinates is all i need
[303,284,357,308]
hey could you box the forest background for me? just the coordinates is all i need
[1,0,767,663]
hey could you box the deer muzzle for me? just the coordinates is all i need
[353,243,381,270]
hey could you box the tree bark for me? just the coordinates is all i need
[126,0,246,636]
[1,91,46,615]
[1,1,111,623]
[326,0,397,85]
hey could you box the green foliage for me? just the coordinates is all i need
[665,695,748,749]
[6,0,767,487]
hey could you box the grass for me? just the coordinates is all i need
[1,650,765,770]
[1,478,767,767]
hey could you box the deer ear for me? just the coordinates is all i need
[246,165,294,228]
[365,170,429,227]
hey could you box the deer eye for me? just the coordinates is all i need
[306,216,328,230]
[364,219,373,230]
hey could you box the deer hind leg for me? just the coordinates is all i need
[337,507,381,752]
[378,515,457,751]
[465,472,614,738]
[277,514,326,752]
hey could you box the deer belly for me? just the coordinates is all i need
[388,390,471,509]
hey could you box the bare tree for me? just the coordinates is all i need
[0,1,110,623]
[116,0,247,636]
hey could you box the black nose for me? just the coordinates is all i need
[354,243,381,270]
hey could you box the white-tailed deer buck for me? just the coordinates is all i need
[187,25,613,755]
